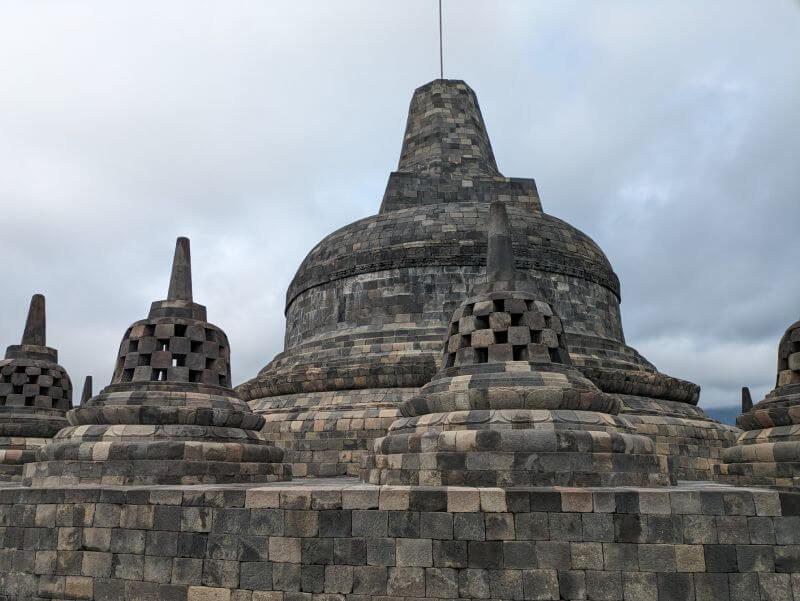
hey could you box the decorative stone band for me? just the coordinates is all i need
[388,408,637,435]
[287,241,621,309]
[240,354,435,399]
[580,366,701,405]
[401,365,620,416]
[0,405,69,437]
[23,458,291,487]
[363,446,670,488]
[36,435,285,462]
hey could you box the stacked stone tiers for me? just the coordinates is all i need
[717,320,800,487]
[252,389,411,477]
[0,295,72,480]
[363,289,671,488]
[24,238,290,486]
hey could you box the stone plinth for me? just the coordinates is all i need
[24,238,290,486]
[0,479,797,601]
[717,319,800,487]
[239,79,733,481]
[0,294,72,481]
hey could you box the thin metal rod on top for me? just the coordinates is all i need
[439,0,444,79]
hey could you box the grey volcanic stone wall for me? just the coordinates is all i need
[1,482,799,601]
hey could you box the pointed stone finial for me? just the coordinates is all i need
[486,201,517,284]
[21,294,46,346]
[167,237,193,302]
[81,376,93,404]
[742,386,753,413]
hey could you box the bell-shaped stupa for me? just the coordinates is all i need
[24,238,290,486]
[362,201,672,487]
[0,294,72,480]
[716,317,800,487]
[239,79,737,480]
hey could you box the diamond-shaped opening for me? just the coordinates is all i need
[191,341,203,353]
[189,370,203,383]
[174,324,187,336]
[152,368,168,382]
[143,324,155,336]
[512,346,526,361]
[510,313,523,326]
[157,339,169,351]
[138,354,151,366]
[173,355,186,367]
[121,369,134,382]
[128,339,139,352]
[205,358,215,369]
[205,328,217,342]
[496,331,508,344]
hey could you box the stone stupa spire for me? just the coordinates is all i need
[486,201,517,285]
[21,294,46,347]
[167,236,193,302]
[80,376,92,404]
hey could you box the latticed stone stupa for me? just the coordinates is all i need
[0,294,72,480]
[716,317,800,486]
[24,238,290,486]
[238,79,738,479]
[363,201,671,487]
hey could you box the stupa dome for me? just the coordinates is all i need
[239,79,738,479]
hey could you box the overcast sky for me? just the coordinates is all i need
[1,1,798,409]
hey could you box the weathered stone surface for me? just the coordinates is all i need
[23,238,289,486]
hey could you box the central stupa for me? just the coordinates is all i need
[238,79,738,478]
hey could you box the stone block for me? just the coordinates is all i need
[269,537,301,563]
[387,566,425,596]
[396,538,432,567]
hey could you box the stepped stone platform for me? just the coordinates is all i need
[717,318,800,488]
[0,295,72,481]
[23,238,290,487]
[238,79,737,481]
[1,478,798,601]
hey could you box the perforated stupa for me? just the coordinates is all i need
[24,238,290,486]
